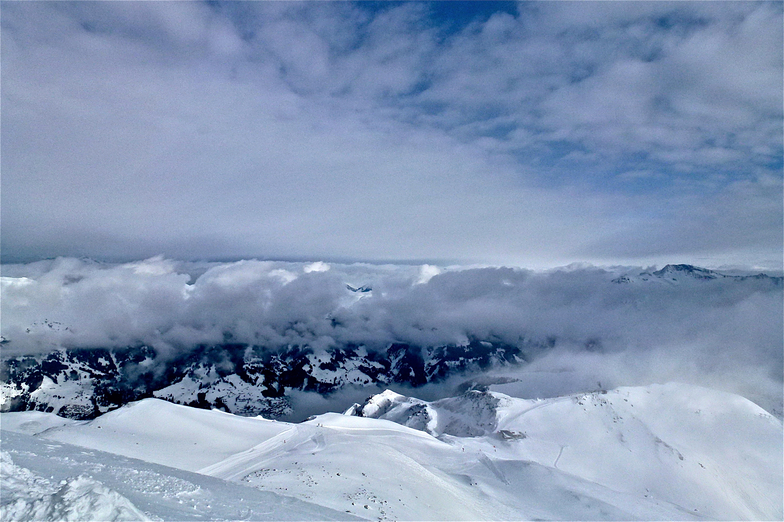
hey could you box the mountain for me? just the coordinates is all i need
[2,383,781,520]
[612,263,783,284]
[341,384,783,520]
[0,340,527,420]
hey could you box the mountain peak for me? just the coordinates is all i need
[651,264,720,280]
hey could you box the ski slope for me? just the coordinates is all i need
[2,383,781,521]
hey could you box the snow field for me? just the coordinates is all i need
[35,398,292,471]
[1,450,152,522]
[2,382,781,521]
[0,430,358,521]
[204,414,501,520]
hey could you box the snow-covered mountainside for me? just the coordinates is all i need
[346,385,783,519]
[2,383,781,521]
[0,340,526,420]
[612,263,783,284]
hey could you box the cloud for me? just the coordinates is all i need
[580,175,784,264]
[1,2,781,268]
[2,257,781,415]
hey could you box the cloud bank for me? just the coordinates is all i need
[2,257,781,415]
[2,1,782,268]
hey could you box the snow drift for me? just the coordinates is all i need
[0,452,151,522]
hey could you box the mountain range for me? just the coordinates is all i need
[1,264,781,420]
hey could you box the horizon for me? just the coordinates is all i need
[2,254,782,276]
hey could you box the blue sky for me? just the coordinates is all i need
[2,1,782,269]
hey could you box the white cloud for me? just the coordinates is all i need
[415,264,441,285]
[1,2,780,268]
[304,262,331,274]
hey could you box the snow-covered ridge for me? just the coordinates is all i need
[2,382,781,521]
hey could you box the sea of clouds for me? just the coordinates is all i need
[2,256,782,416]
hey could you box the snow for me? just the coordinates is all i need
[152,374,205,403]
[1,452,152,522]
[202,414,504,521]
[0,431,356,521]
[197,409,702,520]
[27,375,95,418]
[488,383,783,520]
[1,383,781,521]
[348,383,782,520]
[0,381,28,409]
[0,410,80,435]
[32,398,292,472]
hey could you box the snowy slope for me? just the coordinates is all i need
[0,410,81,434]
[14,398,292,472]
[1,449,151,522]
[489,383,783,520]
[2,383,780,521]
[347,383,783,520]
[201,410,706,521]
[0,430,357,521]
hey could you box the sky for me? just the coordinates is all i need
[1,1,782,270]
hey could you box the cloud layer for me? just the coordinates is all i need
[1,2,782,268]
[2,257,781,414]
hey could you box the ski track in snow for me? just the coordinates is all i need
[552,445,566,469]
